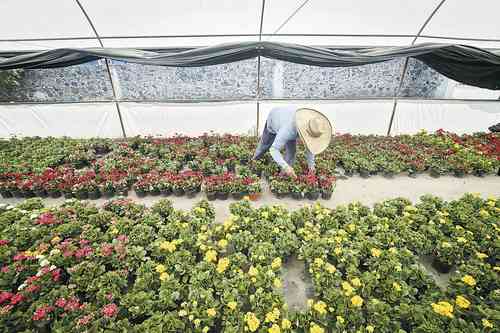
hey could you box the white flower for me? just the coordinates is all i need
[18,283,26,291]
[49,265,57,271]
[36,255,46,260]
[40,259,50,267]
[6,205,14,210]
[36,270,43,277]
[50,249,61,256]
[19,209,28,214]
[30,213,39,219]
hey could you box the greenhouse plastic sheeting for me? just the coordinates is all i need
[0,103,123,138]
[119,102,258,137]
[258,101,394,136]
[391,101,500,135]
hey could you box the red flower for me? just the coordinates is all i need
[77,314,93,326]
[0,291,13,304]
[101,244,114,257]
[1,266,9,273]
[75,246,93,259]
[0,240,9,246]
[51,269,62,282]
[10,293,24,305]
[32,305,54,321]
[101,303,118,318]
[26,284,41,294]
[55,298,67,308]
[36,212,60,226]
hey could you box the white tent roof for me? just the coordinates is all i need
[1,0,500,50]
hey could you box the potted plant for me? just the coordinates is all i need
[319,174,336,200]
[180,171,203,198]
[100,181,116,198]
[301,173,320,201]
[269,176,290,199]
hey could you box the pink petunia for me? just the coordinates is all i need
[101,303,118,318]
[0,291,13,304]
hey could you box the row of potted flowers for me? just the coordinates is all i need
[0,194,497,332]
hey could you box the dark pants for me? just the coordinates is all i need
[253,122,297,166]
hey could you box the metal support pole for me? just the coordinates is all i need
[387,57,410,135]
[75,0,126,138]
[255,0,266,137]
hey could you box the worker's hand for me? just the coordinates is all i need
[284,166,297,178]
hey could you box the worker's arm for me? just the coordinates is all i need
[269,128,294,174]
[306,149,315,172]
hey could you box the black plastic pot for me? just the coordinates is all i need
[359,170,370,178]
[11,189,23,198]
[150,189,161,196]
[117,189,128,197]
[344,170,354,177]
[217,192,229,200]
[306,191,320,200]
[34,189,48,198]
[474,170,486,177]
[49,190,62,198]
[135,190,147,198]
[206,192,217,201]
[75,191,89,200]
[454,170,465,178]
[232,192,245,200]
[0,190,13,198]
[102,190,115,198]
[173,189,185,197]
[321,191,332,200]
[291,192,303,200]
[383,172,395,179]
[161,188,172,196]
[63,191,73,199]
[186,189,198,198]
[408,171,419,178]
[88,190,101,200]
[23,190,35,198]
[431,257,453,274]
[430,169,441,178]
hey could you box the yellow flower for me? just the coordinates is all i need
[273,278,282,288]
[325,263,336,274]
[245,312,260,332]
[479,209,490,218]
[493,266,500,272]
[206,308,216,317]
[441,242,452,248]
[281,319,292,330]
[271,258,282,270]
[227,301,237,310]
[155,264,166,273]
[50,236,61,245]
[205,249,217,263]
[216,257,230,273]
[336,316,345,324]
[351,277,362,287]
[346,224,356,232]
[310,323,324,333]
[351,295,364,307]
[269,324,281,333]
[431,301,454,318]
[248,266,259,277]
[456,237,467,243]
[307,299,314,307]
[217,239,228,248]
[342,281,354,296]
[389,247,397,254]
[314,258,324,267]
[178,309,188,317]
[261,211,269,219]
[482,319,493,329]
[194,319,201,327]
[371,248,382,257]
[313,301,327,315]
[366,325,375,333]
[202,327,209,333]
[455,295,470,309]
[476,252,488,260]
[265,308,280,323]
[159,272,170,281]
[334,247,342,255]
[160,241,176,253]
[393,282,402,292]
[461,275,477,287]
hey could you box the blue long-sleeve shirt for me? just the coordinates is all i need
[260,106,315,170]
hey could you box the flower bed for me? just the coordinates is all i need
[0,194,497,332]
[0,132,498,200]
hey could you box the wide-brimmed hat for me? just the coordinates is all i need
[296,108,333,155]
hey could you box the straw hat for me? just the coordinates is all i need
[296,108,333,155]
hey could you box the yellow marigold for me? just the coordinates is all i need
[269,324,281,333]
[366,325,375,333]
[455,295,470,309]
[160,241,176,253]
[248,266,259,277]
[351,277,362,287]
[431,301,454,318]
[206,308,216,317]
[205,249,217,263]
[281,319,292,329]
[245,312,260,332]
[261,211,269,219]
[482,319,493,329]
[50,236,61,245]
[346,224,356,232]
[159,272,170,281]
[493,266,500,272]
[218,239,228,248]
[271,258,282,270]
[476,252,488,260]
[265,308,280,323]
[325,263,336,274]
[389,247,397,254]
[342,281,354,296]
[216,257,230,273]
[313,301,327,315]
[441,242,452,248]
[456,237,467,243]
[461,275,477,287]
[393,282,402,292]
[351,295,364,307]
[479,209,490,218]
[336,316,345,324]
[334,247,342,255]
[371,248,382,257]
[155,264,166,273]
[178,309,188,317]
[310,323,324,333]
[227,301,237,310]
[314,258,324,267]
[273,278,282,288]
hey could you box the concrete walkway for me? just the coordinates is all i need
[1,174,499,223]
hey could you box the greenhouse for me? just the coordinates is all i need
[0,1,499,332]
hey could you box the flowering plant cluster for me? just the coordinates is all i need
[0,194,496,332]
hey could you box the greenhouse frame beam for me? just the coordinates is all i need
[387,0,448,136]
[74,0,127,138]
[255,0,266,136]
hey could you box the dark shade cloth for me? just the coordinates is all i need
[1,41,499,90]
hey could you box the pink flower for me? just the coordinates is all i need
[105,293,113,301]
[55,298,67,308]
[64,297,82,311]
[0,291,13,304]
[1,266,9,273]
[26,284,41,294]
[10,293,24,305]
[63,250,74,258]
[32,305,54,321]
[101,303,118,318]
[51,269,62,282]
[77,314,93,326]
[117,235,128,243]
[75,246,93,259]
[0,240,9,246]
[101,244,114,257]
[36,212,60,226]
